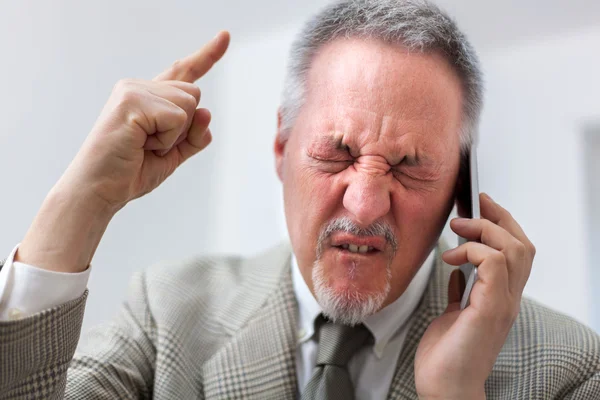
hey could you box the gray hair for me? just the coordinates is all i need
[280,0,483,153]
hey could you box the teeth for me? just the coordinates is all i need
[339,244,375,253]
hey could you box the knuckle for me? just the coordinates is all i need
[113,78,135,93]
[528,242,537,258]
[118,90,142,110]
[173,107,189,124]
[121,88,141,103]
[514,241,527,260]
[462,241,475,253]
[125,108,145,128]
[182,92,198,110]
[170,59,183,73]
[479,221,493,242]
[491,250,506,265]
[113,80,141,105]
[188,85,201,102]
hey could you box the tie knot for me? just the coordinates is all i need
[315,318,372,367]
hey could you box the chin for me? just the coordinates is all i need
[312,254,391,326]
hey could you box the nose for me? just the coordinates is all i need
[342,156,392,227]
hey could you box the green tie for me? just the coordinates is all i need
[301,317,372,400]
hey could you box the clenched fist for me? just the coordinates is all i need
[62,31,230,211]
[16,31,230,273]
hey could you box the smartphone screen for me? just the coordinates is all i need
[455,147,480,309]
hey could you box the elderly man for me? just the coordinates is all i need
[1,0,599,399]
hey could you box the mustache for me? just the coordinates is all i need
[316,217,398,259]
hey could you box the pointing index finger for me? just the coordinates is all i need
[154,30,230,83]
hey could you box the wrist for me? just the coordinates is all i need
[16,182,116,273]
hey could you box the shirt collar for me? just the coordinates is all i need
[291,249,436,359]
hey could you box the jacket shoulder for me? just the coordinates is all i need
[139,241,292,338]
[510,297,600,358]
[488,296,600,397]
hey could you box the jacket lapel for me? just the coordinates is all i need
[202,250,299,399]
[386,241,452,400]
[201,239,452,399]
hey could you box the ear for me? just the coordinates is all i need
[274,108,287,182]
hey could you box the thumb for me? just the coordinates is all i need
[176,108,212,163]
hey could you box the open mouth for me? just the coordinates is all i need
[332,244,379,254]
[329,233,387,256]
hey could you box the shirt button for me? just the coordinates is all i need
[297,328,306,340]
[8,308,23,321]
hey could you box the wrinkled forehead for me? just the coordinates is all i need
[296,37,464,155]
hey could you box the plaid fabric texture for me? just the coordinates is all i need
[1,240,599,399]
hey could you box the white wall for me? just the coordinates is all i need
[208,31,295,257]
[0,1,226,332]
[584,127,600,330]
[1,1,598,333]
[478,27,600,328]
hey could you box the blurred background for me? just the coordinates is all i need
[0,0,598,334]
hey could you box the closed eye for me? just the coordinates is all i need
[311,155,352,163]
[308,154,353,174]
[393,166,440,183]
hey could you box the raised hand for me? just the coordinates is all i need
[63,31,230,210]
[16,32,230,273]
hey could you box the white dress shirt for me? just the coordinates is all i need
[0,244,90,320]
[0,244,434,399]
[292,251,434,400]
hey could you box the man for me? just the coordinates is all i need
[0,0,599,398]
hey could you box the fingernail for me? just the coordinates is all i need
[452,218,468,227]
[443,247,457,256]
[483,192,495,203]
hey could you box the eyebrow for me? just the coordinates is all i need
[320,135,346,150]
[405,150,431,166]
[309,135,348,153]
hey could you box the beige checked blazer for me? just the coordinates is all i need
[1,240,599,399]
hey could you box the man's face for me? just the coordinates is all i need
[275,38,464,322]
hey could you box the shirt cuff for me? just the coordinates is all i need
[0,243,91,320]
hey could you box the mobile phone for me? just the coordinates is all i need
[455,146,480,310]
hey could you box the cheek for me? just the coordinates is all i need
[288,166,337,210]
[283,164,344,252]
[391,185,454,248]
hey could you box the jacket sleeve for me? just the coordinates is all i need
[0,266,157,400]
[0,290,87,399]
[65,270,157,399]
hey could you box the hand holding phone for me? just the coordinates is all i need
[418,147,536,398]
